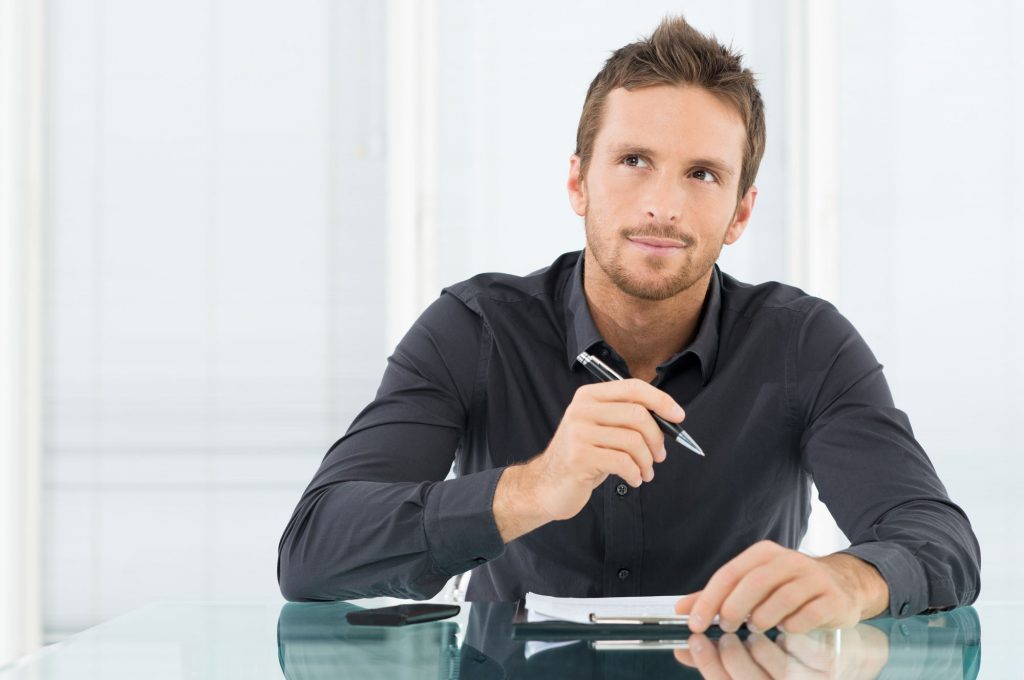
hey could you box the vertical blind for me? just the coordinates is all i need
[44,0,387,636]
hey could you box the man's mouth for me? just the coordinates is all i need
[626,236,688,252]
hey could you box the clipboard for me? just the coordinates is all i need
[510,600,774,642]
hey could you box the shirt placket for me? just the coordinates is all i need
[602,472,644,596]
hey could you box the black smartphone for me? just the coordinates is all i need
[344,603,461,627]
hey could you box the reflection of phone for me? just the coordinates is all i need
[345,603,461,627]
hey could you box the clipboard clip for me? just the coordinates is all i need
[589,614,695,625]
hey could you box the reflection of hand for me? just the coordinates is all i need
[673,625,889,679]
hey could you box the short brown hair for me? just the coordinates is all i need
[575,16,765,200]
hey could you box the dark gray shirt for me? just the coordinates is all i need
[277,250,980,617]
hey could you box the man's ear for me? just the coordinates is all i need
[724,185,757,245]
[567,154,587,217]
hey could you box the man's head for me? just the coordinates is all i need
[575,16,765,202]
[568,16,765,302]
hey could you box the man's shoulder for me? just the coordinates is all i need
[718,268,835,320]
[442,250,579,314]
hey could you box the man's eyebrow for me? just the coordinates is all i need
[689,157,736,177]
[606,143,736,177]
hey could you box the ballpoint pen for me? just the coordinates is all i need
[576,350,705,457]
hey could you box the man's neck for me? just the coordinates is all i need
[583,250,711,382]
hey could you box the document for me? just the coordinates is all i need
[524,592,688,624]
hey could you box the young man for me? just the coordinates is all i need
[278,17,980,633]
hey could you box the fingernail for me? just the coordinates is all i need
[658,447,667,462]
[672,403,685,420]
[691,637,704,654]
[690,613,704,630]
[647,468,655,481]
[747,622,762,634]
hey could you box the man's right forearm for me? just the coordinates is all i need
[278,468,507,601]
[493,462,555,543]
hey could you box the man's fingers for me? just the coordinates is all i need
[689,541,781,632]
[779,596,838,634]
[582,401,667,463]
[583,379,686,423]
[592,447,644,488]
[748,579,821,633]
[719,561,801,631]
[583,424,655,480]
[675,591,701,614]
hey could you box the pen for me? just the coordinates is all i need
[576,351,705,457]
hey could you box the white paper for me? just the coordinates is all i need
[524,592,685,624]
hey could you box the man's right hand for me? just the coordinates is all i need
[492,379,686,543]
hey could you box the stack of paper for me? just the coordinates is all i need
[524,592,684,624]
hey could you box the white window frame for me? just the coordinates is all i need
[0,0,45,665]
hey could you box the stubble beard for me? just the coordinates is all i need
[584,214,724,302]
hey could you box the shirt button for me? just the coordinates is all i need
[899,601,910,616]
[615,483,628,496]
[474,557,486,564]
[617,568,630,580]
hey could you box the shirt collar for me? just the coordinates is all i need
[562,250,722,385]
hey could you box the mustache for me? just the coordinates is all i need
[623,226,694,247]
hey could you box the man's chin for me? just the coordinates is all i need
[611,273,692,302]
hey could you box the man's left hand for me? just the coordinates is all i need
[675,541,890,634]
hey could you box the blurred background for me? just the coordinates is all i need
[1,0,1021,664]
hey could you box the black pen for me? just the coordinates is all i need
[576,351,705,457]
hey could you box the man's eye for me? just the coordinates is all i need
[693,169,718,183]
[622,155,648,168]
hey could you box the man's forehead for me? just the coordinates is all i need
[596,85,746,167]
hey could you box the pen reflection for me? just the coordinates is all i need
[276,601,980,680]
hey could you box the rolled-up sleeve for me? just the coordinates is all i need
[792,302,981,617]
[277,293,506,601]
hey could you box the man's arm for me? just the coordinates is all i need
[277,293,505,601]
[795,302,980,617]
[677,301,980,632]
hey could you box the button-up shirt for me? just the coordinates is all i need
[277,250,980,617]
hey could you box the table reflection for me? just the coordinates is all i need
[277,601,979,679]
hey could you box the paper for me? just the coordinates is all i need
[525,592,684,624]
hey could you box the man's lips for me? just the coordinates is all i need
[627,236,688,251]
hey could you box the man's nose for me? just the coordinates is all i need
[644,174,683,222]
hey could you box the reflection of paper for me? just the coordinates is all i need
[525,593,684,624]
[523,639,582,659]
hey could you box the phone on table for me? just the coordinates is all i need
[345,603,461,627]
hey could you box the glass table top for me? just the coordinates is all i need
[0,599,1013,679]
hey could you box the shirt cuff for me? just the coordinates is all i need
[842,541,929,618]
[423,467,507,576]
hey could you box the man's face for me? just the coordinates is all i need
[568,85,756,301]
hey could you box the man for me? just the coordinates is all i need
[278,16,980,634]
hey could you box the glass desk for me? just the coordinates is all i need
[0,600,1012,679]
